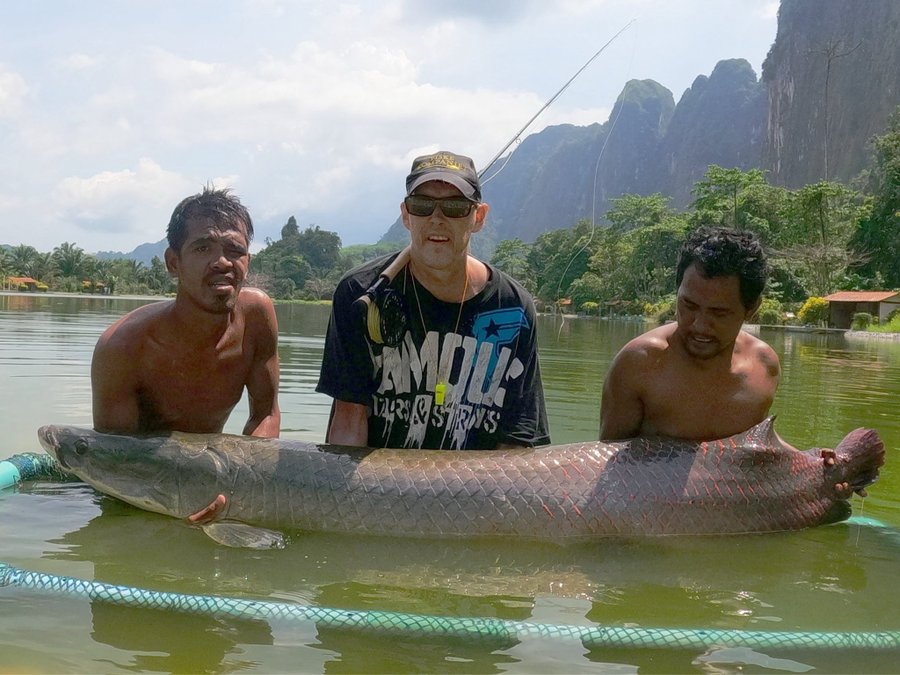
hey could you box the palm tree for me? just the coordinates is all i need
[52,242,89,278]
[8,244,40,277]
[0,248,10,280]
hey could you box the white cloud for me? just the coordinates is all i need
[59,53,100,70]
[0,65,28,117]
[758,2,780,20]
[52,159,196,246]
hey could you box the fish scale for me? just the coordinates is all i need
[38,418,884,542]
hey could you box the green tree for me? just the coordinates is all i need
[489,238,532,291]
[145,256,175,293]
[778,181,867,295]
[8,244,40,277]
[278,254,313,289]
[295,225,342,273]
[281,215,300,239]
[605,193,674,232]
[691,165,768,229]
[621,219,689,302]
[0,248,10,280]
[584,227,632,303]
[850,107,900,287]
[568,272,606,311]
[52,242,90,279]
[526,220,598,301]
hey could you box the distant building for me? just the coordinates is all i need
[4,276,46,291]
[823,291,900,328]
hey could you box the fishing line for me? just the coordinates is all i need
[554,23,638,339]
[854,497,866,547]
[357,19,637,347]
[480,19,637,187]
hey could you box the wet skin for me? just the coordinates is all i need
[91,217,281,523]
[600,264,779,442]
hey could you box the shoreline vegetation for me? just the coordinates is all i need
[3,290,897,339]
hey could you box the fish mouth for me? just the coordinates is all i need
[37,425,63,464]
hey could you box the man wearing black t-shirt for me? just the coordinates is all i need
[317,151,549,450]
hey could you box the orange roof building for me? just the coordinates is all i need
[823,291,900,328]
[4,276,41,290]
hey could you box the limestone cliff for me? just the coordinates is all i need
[762,0,900,186]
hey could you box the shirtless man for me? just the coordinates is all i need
[600,227,778,441]
[91,186,280,520]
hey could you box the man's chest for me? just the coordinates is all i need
[641,365,767,438]
[137,343,251,420]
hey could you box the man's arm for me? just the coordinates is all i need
[242,292,281,438]
[599,348,646,441]
[91,327,141,433]
[326,400,369,446]
[316,270,379,447]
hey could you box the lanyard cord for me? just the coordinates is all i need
[408,264,468,408]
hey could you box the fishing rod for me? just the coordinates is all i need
[479,18,636,186]
[356,19,636,347]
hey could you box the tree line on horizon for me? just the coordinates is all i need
[3,109,897,317]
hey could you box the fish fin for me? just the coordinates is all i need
[753,416,777,445]
[201,522,286,549]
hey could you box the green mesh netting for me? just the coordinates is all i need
[1,562,897,651]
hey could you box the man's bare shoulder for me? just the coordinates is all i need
[239,285,275,305]
[95,301,171,354]
[237,286,276,315]
[618,323,676,359]
[607,323,676,384]
[737,329,781,375]
[237,287,278,333]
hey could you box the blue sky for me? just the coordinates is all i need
[0,0,778,254]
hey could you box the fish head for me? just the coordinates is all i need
[38,424,223,518]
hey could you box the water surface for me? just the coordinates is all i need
[1,293,898,673]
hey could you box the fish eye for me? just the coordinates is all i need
[75,439,89,455]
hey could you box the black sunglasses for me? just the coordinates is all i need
[404,194,477,219]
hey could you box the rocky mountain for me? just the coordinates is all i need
[762,0,900,186]
[95,239,167,266]
[382,0,899,252]
[382,62,764,248]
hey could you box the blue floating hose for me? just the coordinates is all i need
[0,562,898,651]
[0,452,71,489]
[2,453,898,650]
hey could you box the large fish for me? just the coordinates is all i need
[38,419,884,548]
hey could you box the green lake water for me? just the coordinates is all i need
[1,292,898,673]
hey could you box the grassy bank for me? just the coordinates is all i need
[863,314,900,333]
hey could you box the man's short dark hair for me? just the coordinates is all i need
[676,227,767,308]
[166,186,253,251]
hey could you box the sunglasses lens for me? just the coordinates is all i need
[439,200,473,218]
[405,196,474,218]
[405,196,435,217]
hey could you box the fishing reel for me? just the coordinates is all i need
[352,247,410,348]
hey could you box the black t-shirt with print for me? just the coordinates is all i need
[317,251,550,450]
